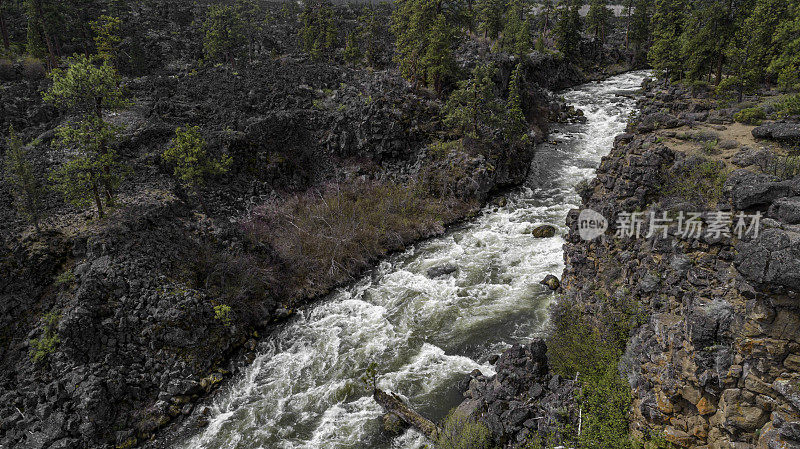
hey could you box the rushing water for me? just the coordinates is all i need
[177,71,650,449]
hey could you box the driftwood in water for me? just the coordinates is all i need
[373,388,440,441]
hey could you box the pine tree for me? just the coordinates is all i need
[649,0,686,81]
[586,0,612,46]
[1,0,11,51]
[90,15,121,65]
[628,0,651,64]
[357,7,386,68]
[162,126,232,211]
[681,0,740,84]
[25,0,59,68]
[725,0,787,100]
[299,0,338,61]
[342,32,362,65]
[422,13,456,96]
[769,1,800,89]
[42,54,127,119]
[554,0,583,60]
[504,63,529,143]
[43,55,129,216]
[4,126,44,231]
[234,0,266,64]
[202,4,245,65]
[501,0,533,57]
[49,118,122,219]
[476,0,504,40]
[392,0,460,95]
[539,0,556,39]
[442,63,504,139]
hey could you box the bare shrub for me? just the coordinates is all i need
[243,180,473,298]
[0,59,16,81]
[21,57,46,80]
[188,245,277,326]
[756,151,800,181]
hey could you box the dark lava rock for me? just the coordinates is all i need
[752,121,800,143]
[726,169,798,210]
[426,264,458,278]
[529,225,557,238]
[736,227,800,291]
[456,339,578,447]
[540,275,560,291]
[770,197,800,224]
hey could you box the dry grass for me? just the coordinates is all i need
[243,180,474,299]
[21,57,45,80]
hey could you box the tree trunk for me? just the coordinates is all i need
[715,58,723,86]
[92,182,105,219]
[32,0,58,69]
[25,195,41,233]
[0,0,10,51]
[82,28,91,58]
[373,389,439,441]
[93,107,116,204]
[624,0,632,51]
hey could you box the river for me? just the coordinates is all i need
[176,70,650,449]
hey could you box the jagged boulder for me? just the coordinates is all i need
[752,121,800,143]
[457,340,578,447]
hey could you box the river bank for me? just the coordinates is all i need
[458,78,800,448]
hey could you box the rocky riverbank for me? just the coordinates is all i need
[458,78,800,448]
[0,23,639,449]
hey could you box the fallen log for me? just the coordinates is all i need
[373,388,440,441]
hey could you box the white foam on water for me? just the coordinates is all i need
[176,70,651,449]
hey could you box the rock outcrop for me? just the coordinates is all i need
[457,340,580,448]
[470,80,800,449]
[558,82,800,448]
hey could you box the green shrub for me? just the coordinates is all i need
[733,107,766,125]
[419,140,472,199]
[640,431,678,449]
[54,269,75,286]
[188,247,275,327]
[686,79,711,97]
[547,297,647,449]
[163,126,232,200]
[213,304,233,326]
[665,160,729,207]
[30,312,61,364]
[435,410,495,449]
[21,56,45,80]
[701,139,720,155]
[0,59,16,81]
[756,152,800,181]
[773,94,800,119]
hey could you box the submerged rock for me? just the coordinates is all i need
[529,225,557,238]
[540,275,560,291]
[426,264,458,278]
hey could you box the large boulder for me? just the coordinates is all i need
[726,170,799,210]
[752,121,800,143]
[529,225,557,238]
[735,228,800,290]
[769,197,800,224]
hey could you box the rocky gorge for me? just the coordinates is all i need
[0,5,639,448]
[455,78,800,448]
